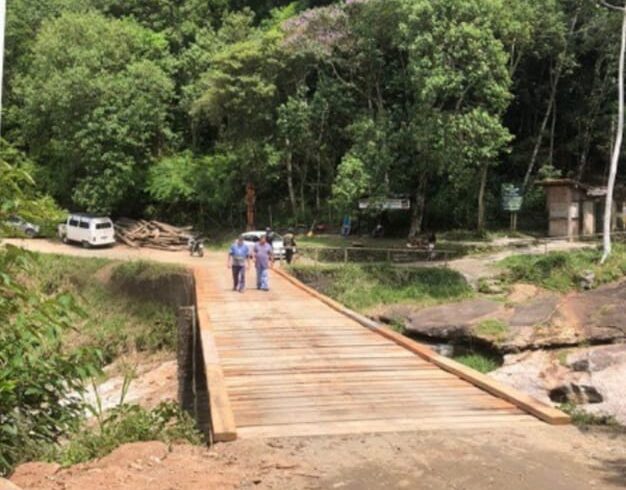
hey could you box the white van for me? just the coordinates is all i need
[57,213,116,248]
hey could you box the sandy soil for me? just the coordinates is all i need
[4,238,625,489]
[10,426,626,490]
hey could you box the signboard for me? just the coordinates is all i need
[501,184,523,212]
[358,197,411,211]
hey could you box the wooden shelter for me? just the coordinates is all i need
[538,179,625,239]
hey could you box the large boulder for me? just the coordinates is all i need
[380,299,505,340]
[382,280,626,353]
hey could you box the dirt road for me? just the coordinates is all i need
[4,238,626,489]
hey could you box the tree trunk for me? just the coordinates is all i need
[477,164,488,232]
[315,157,321,214]
[245,182,256,231]
[602,4,626,263]
[577,58,611,180]
[548,100,557,166]
[522,11,579,192]
[285,142,298,221]
[299,175,306,220]
[408,177,428,238]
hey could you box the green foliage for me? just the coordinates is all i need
[52,401,203,466]
[289,263,473,311]
[453,351,500,373]
[0,141,65,236]
[500,245,626,292]
[13,11,174,214]
[473,319,509,341]
[2,0,624,233]
[0,247,101,475]
[331,154,371,212]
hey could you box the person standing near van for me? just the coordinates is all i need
[254,234,274,291]
[227,235,250,292]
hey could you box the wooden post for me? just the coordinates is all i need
[344,248,348,263]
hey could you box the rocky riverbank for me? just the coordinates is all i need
[375,281,626,425]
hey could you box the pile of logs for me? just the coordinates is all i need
[114,218,193,251]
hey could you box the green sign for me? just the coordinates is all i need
[501,184,523,212]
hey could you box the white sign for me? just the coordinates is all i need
[358,198,411,210]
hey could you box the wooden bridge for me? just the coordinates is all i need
[194,258,569,442]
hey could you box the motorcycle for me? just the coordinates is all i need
[188,236,205,257]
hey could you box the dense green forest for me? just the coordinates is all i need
[2,0,624,234]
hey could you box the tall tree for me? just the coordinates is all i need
[601,0,626,263]
[12,12,174,214]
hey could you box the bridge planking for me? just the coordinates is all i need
[195,260,567,442]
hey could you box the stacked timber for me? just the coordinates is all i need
[114,218,193,251]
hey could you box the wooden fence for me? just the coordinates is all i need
[294,246,460,264]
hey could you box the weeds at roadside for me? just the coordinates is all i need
[561,404,625,433]
[46,374,203,467]
[50,401,203,466]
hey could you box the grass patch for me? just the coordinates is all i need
[28,253,180,363]
[112,260,184,281]
[473,319,509,341]
[288,263,473,311]
[499,244,626,292]
[453,352,500,373]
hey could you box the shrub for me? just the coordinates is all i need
[0,247,101,475]
[52,401,203,466]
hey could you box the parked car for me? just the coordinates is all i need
[3,215,40,237]
[57,213,116,248]
[241,231,287,259]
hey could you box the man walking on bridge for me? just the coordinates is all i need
[227,235,250,292]
[254,233,273,291]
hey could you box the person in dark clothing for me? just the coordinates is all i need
[283,228,296,264]
[265,226,275,245]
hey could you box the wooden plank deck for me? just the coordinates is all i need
[195,259,564,441]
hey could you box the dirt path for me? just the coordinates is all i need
[4,238,625,489]
[10,426,626,490]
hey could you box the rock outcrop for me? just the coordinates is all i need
[490,344,626,425]
[380,281,626,353]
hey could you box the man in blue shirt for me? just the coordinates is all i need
[227,235,250,292]
[253,234,274,291]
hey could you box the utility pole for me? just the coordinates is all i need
[0,0,5,138]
